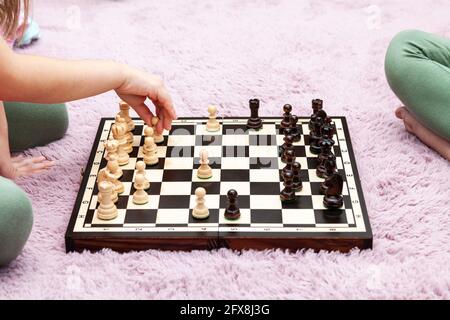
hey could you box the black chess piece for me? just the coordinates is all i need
[290,115,301,142]
[309,116,324,154]
[281,137,295,163]
[319,155,337,194]
[322,117,336,137]
[282,148,296,177]
[316,126,335,178]
[323,173,344,209]
[224,189,240,220]
[246,98,263,130]
[292,161,302,192]
[280,170,296,202]
[308,99,323,130]
[280,104,292,133]
[279,129,294,158]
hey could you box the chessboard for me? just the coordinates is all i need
[65,117,372,253]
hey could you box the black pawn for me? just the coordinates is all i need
[280,170,296,203]
[279,130,294,158]
[323,173,344,209]
[224,189,240,220]
[282,148,296,177]
[246,98,263,130]
[319,155,337,194]
[292,161,302,192]
[308,99,323,130]
[280,104,292,133]
[290,115,301,142]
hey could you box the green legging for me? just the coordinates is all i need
[0,102,68,266]
[385,30,450,140]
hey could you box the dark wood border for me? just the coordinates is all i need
[65,117,372,253]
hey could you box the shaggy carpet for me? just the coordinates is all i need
[1,0,449,300]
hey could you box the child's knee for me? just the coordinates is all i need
[51,103,69,140]
[0,177,33,266]
[391,29,426,46]
[385,30,425,91]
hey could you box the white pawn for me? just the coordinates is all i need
[135,160,150,190]
[144,127,157,155]
[144,126,154,139]
[111,115,130,165]
[197,148,212,179]
[97,181,118,220]
[119,100,135,131]
[151,117,164,144]
[206,105,220,132]
[192,187,209,219]
[143,136,159,165]
[133,173,149,204]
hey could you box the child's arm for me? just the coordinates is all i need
[0,38,176,132]
[0,102,53,179]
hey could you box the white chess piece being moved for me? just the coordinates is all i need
[151,117,164,143]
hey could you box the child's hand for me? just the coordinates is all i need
[0,155,54,180]
[115,66,177,134]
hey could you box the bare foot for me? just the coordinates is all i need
[395,107,450,161]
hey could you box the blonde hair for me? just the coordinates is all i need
[0,0,29,39]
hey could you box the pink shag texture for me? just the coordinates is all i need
[1,0,449,299]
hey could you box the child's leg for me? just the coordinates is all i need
[385,30,450,158]
[4,102,69,151]
[0,176,33,266]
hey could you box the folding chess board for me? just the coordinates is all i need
[65,117,372,253]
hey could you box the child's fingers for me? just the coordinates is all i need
[162,109,172,131]
[155,109,164,134]
[15,156,49,168]
[132,103,154,127]
[153,87,176,119]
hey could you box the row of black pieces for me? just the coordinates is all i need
[279,128,343,212]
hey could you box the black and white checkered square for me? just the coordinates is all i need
[82,118,357,233]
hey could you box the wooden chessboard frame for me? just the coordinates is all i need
[65,117,373,253]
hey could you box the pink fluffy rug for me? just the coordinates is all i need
[1,0,449,299]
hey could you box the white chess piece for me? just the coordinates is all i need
[135,160,150,190]
[197,148,212,179]
[97,181,118,220]
[192,187,209,219]
[118,103,134,151]
[115,114,133,154]
[105,157,124,194]
[206,105,220,132]
[144,126,154,139]
[133,173,149,204]
[151,117,164,143]
[144,127,158,155]
[143,136,159,165]
[111,115,130,165]
[104,139,120,163]
[119,101,135,131]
